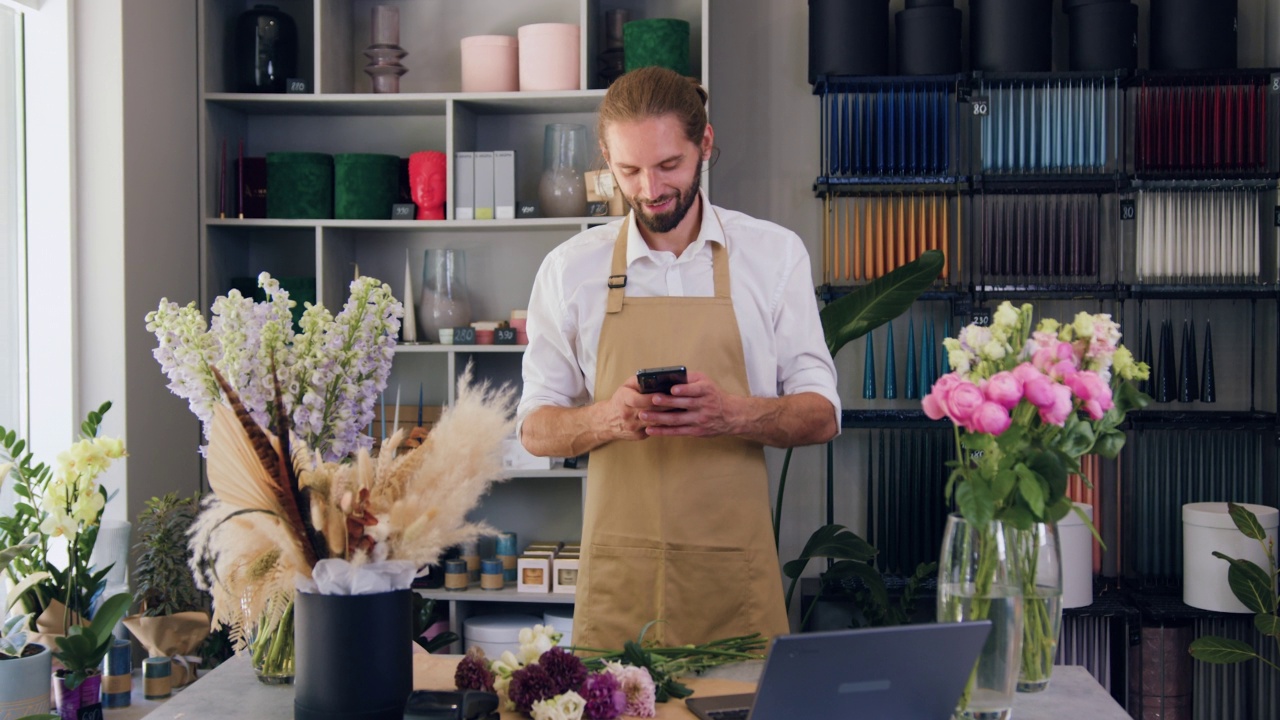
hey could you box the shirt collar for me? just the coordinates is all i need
[625,187,724,267]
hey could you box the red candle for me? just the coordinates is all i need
[218,139,226,218]
[237,139,244,219]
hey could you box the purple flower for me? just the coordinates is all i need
[581,672,625,720]
[539,647,588,695]
[509,664,559,714]
[454,652,494,692]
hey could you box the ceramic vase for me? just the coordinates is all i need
[1012,522,1063,693]
[0,643,51,716]
[937,513,1024,720]
[419,249,472,343]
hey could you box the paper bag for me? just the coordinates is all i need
[123,611,211,687]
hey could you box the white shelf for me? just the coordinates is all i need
[204,90,606,117]
[396,343,527,354]
[502,468,587,479]
[415,586,575,605]
[205,217,608,231]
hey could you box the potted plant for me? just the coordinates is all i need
[50,592,131,720]
[1189,502,1280,672]
[0,534,53,716]
[123,492,210,688]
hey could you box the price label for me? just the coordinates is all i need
[969,450,985,462]
[971,307,992,327]
[452,327,476,345]
[970,96,990,117]
[1272,74,1280,94]
[286,78,308,94]
[1120,199,1136,221]
[494,327,517,345]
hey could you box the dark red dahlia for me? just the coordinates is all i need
[539,646,589,694]
[454,649,495,692]
[508,663,559,713]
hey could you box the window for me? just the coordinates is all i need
[0,6,21,434]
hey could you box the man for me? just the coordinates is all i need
[517,66,839,651]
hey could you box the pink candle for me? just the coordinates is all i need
[237,139,244,219]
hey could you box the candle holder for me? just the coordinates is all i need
[364,4,408,94]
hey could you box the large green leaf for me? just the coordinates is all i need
[1255,614,1280,638]
[822,559,890,612]
[782,524,877,579]
[1211,552,1277,614]
[1189,636,1258,664]
[819,250,944,358]
[1227,502,1268,541]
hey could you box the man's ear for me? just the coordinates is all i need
[701,123,715,161]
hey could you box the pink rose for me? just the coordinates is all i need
[1065,371,1114,420]
[1050,359,1078,381]
[922,374,961,420]
[1037,383,1074,426]
[969,401,1012,435]
[982,371,1024,410]
[944,381,985,424]
[1012,362,1044,386]
[1022,374,1056,409]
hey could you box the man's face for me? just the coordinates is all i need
[602,115,711,236]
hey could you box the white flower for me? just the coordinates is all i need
[517,624,562,665]
[39,513,78,539]
[530,691,586,720]
[981,340,1007,361]
[993,301,1020,330]
[0,462,11,490]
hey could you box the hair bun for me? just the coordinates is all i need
[686,76,708,106]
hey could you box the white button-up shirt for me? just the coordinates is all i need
[517,192,841,431]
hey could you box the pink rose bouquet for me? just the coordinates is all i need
[923,301,1150,530]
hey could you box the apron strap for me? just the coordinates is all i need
[605,209,731,314]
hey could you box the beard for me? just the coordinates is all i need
[625,170,701,235]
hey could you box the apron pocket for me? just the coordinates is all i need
[582,541,663,647]
[663,546,755,646]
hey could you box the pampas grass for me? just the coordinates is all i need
[189,364,515,648]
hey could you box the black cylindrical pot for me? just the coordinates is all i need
[970,0,1054,73]
[1150,0,1237,71]
[906,0,954,7]
[897,6,962,75]
[235,4,298,93]
[1068,1,1138,71]
[1063,0,1126,11]
[809,0,890,83]
[295,590,413,720]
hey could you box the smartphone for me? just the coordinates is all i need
[636,365,688,395]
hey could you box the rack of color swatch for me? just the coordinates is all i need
[974,74,1121,175]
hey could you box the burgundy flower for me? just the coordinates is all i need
[454,651,494,692]
[508,664,558,713]
[539,646,589,694]
[581,671,626,720]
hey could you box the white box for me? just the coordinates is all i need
[552,555,580,594]
[494,150,516,220]
[1183,502,1279,612]
[502,436,553,470]
[474,151,495,220]
[454,152,475,220]
[517,556,551,593]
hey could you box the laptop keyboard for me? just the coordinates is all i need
[705,710,750,720]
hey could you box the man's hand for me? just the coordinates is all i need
[640,370,736,437]
[600,375,659,441]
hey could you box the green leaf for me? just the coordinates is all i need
[1254,614,1280,638]
[1189,636,1258,664]
[956,481,994,527]
[1211,552,1277,614]
[1092,430,1126,460]
[820,250,944,358]
[822,560,891,612]
[991,469,1017,502]
[1058,418,1095,457]
[1027,451,1067,507]
[1227,502,1268,541]
[781,524,877,579]
[1018,474,1046,517]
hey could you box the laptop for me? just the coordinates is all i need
[684,621,991,720]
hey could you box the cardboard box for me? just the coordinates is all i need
[517,556,552,593]
[474,151,495,220]
[494,150,516,220]
[454,152,475,219]
[552,555,580,594]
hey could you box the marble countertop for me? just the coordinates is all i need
[133,652,1130,720]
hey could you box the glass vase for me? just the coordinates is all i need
[538,123,588,218]
[235,4,298,93]
[248,595,295,685]
[419,249,472,343]
[937,513,1024,720]
[1013,522,1064,693]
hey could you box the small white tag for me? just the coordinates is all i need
[593,171,616,198]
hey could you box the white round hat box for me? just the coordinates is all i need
[1183,502,1279,613]
[464,613,543,658]
[517,23,580,91]
[543,608,574,647]
[460,35,518,92]
[1060,502,1094,609]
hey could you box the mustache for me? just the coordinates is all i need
[636,193,678,207]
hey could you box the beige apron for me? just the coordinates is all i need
[573,214,790,652]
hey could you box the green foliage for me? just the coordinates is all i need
[412,593,457,653]
[52,592,131,690]
[782,523,936,630]
[134,492,206,616]
[1189,502,1280,674]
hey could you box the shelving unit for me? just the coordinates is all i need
[813,66,1280,716]
[197,0,710,652]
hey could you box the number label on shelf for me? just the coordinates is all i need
[1272,74,1280,93]
[495,327,517,345]
[971,307,992,327]
[453,327,476,344]
[970,96,990,117]
[286,78,308,94]
[1120,199,1136,221]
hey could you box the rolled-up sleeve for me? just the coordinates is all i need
[772,241,842,431]
[517,251,590,436]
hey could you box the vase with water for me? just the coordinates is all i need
[419,249,472,343]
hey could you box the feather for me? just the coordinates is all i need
[206,402,287,515]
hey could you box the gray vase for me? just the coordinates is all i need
[0,643,53,716]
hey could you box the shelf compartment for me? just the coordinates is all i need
[973,192,1108,283]
[820,191,959,285]
[207,217,602,231]
[414,586,575,605]
[1134,187,1275,285]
